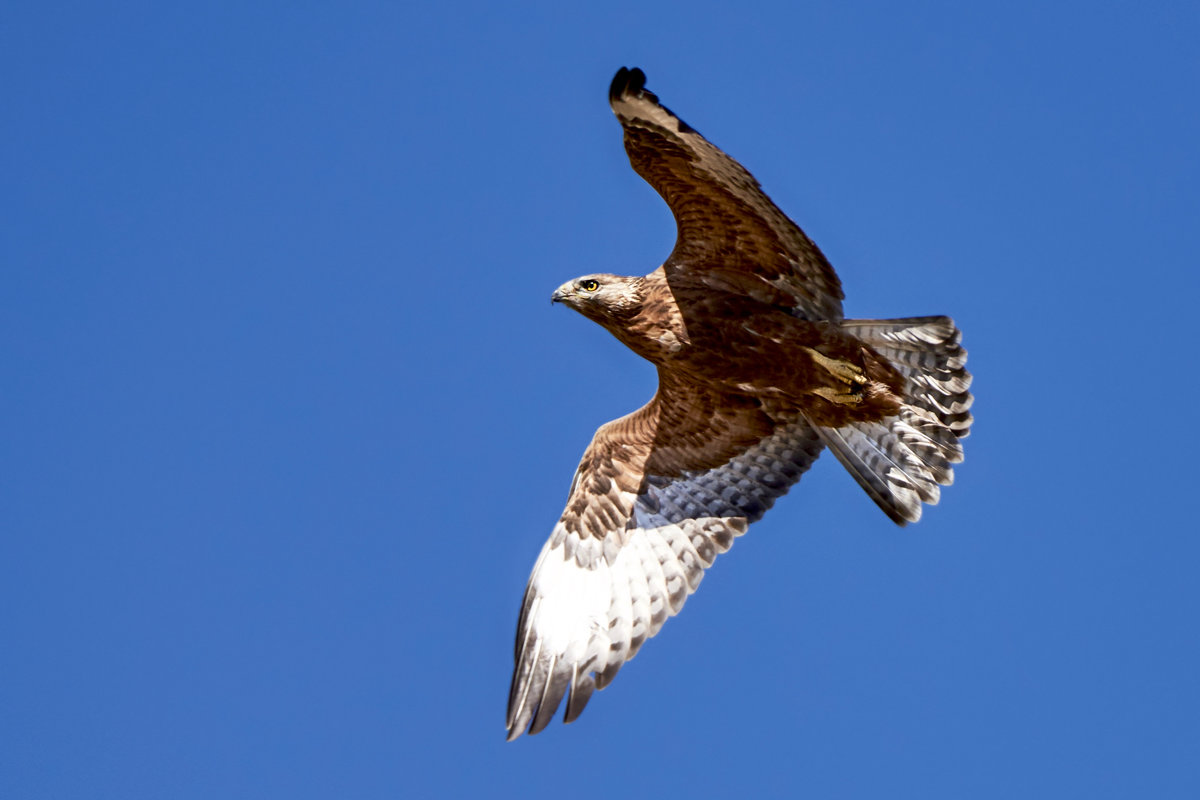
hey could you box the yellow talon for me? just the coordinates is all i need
[804,347,867,404]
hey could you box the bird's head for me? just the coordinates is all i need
[551,274,643,325]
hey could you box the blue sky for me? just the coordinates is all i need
[4,1,1199,797]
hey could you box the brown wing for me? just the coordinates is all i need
[609,67,844,321]
[506,372,825,739]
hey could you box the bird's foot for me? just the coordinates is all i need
[805,347,867,405]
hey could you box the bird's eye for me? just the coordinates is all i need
[580,279,600,292]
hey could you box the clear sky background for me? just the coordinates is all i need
[4,2,1199,798]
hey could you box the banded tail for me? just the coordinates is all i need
[812,316,973,524]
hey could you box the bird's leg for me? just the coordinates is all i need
[804,347,867,405]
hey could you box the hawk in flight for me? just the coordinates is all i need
[507,68,972,739]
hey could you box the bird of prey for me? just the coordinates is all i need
[506,67,972,740]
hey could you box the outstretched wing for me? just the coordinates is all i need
[609,67,844,321]
[506,376,825,740]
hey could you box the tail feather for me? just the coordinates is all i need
[813,316,973,525]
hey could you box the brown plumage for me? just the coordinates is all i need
[506,68,973,740]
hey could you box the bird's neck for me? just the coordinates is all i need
[600,276,689,365]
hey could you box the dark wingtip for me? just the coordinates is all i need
[608,67,693,133]
[563,671,594,724]
[609,66,646,102]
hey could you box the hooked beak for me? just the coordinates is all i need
[550,283,573,304]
